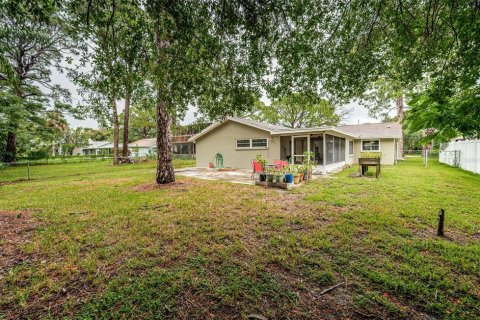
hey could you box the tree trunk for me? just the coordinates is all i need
[396,94,405,158]
[154,24,175,184]
[122,90,131,157]
[112,98,120,165]
[3,130,17,163]
[3,85,23,163]
[156,96,175,184]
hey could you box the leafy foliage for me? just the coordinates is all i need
[250,93,345,128]
[0,0,73,161]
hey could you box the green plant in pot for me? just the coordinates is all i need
[274,169,284,183]
[292,165,302,184]
[284,165,294,183]
[266,166,275,182]
[256,154,267,181]
[302,151,314,180]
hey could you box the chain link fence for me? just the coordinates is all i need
[0,154,196,183]
[403,149,439,158]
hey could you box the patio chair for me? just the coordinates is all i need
[252,160,263,179]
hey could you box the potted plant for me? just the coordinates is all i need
[274,169,284,183]
[284,165,294,184]
[302,151,314,180]
[256,154,267,181]
[298,165,304,182]
[266,166,275,182]
[293,165,302,184]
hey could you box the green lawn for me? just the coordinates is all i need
[0,159,195,183]
[0,158,479,319]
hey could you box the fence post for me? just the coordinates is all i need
[27,161,30,180]
[437,209,445,237]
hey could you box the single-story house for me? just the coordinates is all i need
[81,140,110,155]
[128,138,157,157]
[127,136,196,157]
[78,136,196,157]
[189,117,402,173]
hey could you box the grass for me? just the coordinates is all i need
[0,157,479,319]
[0,159,195,183]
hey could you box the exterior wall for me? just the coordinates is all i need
[352,138,396,165]
[346,139,355,165]
[195,121,280,169]
[130,147,152,157]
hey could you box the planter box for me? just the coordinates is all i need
[358,157,381,178]
[358,157,381,165]
[255,180,294,190]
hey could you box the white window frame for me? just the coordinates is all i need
[349,140,354,156]
[236,138,269,150]
[361,140,381,152]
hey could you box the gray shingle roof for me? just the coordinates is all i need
[190,117,402,141]
[227,117,291,132]
[338,122,403,139]
[128,138,156,148]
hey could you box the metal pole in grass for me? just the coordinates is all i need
[27,161,30,180]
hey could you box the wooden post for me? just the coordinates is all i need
[307,134,310,181]
[291,135,294,164]
[437,209,445,236]
[322,133,327,175]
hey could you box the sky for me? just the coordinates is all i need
[53,67,382,129]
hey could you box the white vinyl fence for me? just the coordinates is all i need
[439,139,480,174]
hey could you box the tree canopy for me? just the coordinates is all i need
[1,0,479,180]
[250,93,345,129]
[0,0,73,162]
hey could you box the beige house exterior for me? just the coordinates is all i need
[190,117,402,173]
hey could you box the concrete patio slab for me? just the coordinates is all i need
[175,167,255,185]
[175,167,324,186]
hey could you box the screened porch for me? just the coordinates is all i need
[278,132,352,174]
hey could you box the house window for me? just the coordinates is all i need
[252,138,268,148]
[236,138,268,149]
[349,141,354,156]
[236,139,251,148]
[361,140,380,151]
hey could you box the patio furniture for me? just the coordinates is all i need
[252,160,263,179]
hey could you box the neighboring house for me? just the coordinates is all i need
[171,135,195,155]
[189,117,402,173]
[127,136,196,157]
[72,146,84,155]
[77,136,196,157]
[81,140,110,155]
[128,138,156,157]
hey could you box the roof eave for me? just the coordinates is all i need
[271,127,359,139]
[189,117,279,142]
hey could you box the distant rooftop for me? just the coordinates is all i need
[129,138,156,148]
[83,140,109,149]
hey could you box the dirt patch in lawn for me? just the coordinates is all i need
[0,211,40,273]
[73,177,133,186]
[133,179,201,192]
